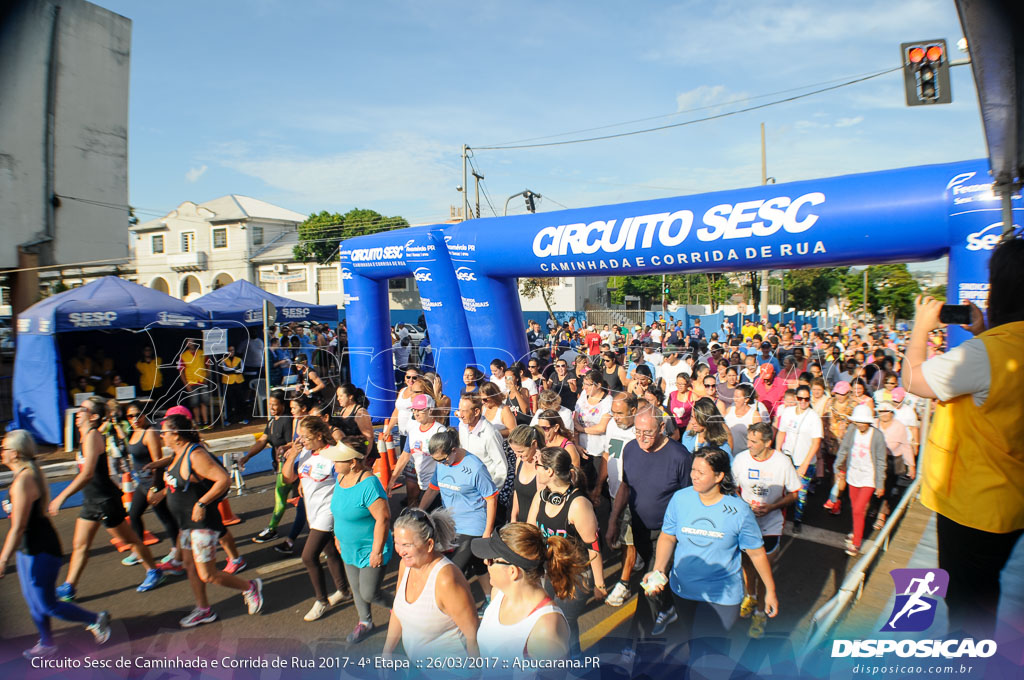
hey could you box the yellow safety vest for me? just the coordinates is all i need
[922,321,1024,533]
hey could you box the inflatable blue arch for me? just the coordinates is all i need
[340,159,1021,418]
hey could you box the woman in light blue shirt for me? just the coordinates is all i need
[643,447,776,645]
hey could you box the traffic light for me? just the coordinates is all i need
[524,191,537,213]
[901,39,951,105]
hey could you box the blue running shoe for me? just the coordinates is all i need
[56,582,76,602]
[137,568,166,592]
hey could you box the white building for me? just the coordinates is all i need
[1,0,132,313]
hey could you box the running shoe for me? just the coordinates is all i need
[822,498,836,512]
[749,611,767,639]
[327,589,352,606]
[845,545,861,557]
[346,621,373,644]
[252,528,278,543]
[121,553,142,567]
[23,643,59,661]
[56,582,76,602]
[137,568,166,592]
[651,606,678,636]
[792,520,803,534]
[179,607,218,628]
[223,557,247,575]
[304,600,329,622]
[739,594,757,619]
[243,578,264,615]
[274,540,295,555]
[830,499,842,515]
[87,611,111,644]
[605,582,631,607]
[157,551,179,566]
[158,560,186,576]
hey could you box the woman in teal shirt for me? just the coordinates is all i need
[327,437,394,644]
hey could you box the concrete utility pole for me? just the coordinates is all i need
[461,145,469,221]
[863,268,869,320]
[759,123,770,321]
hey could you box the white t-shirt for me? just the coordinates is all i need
[919,337,990,406]
[529,407,572,431]
[644,351,664,367]
[490,374,509,394]
[458,417,509,489]
[406,422,446,490]
[603,421,635,498]
[295,449,338,532]
[846,428,876,488]
[574,394,613,458]
[778,407,823,469]
[895,404,919,430]
[658,360,688,391]
[521,377,539,397]
[650,328,663,344]
[393,342,411,369]
[732,449,802,536]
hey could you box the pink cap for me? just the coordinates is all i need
[411,393,435,411]
[165,405,193,419]
[759,363,775,378]
[891,387,906,401]
[832,381,851,395]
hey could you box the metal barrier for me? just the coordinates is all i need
[586,310,647,328]
[799,403,932,657]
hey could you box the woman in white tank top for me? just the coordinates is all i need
[383,508,480,661]
[725,384,769,453]
[471,523,588,661]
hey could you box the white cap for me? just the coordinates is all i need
[850,404,875,424]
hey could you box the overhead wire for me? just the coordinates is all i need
[474,66,903,151]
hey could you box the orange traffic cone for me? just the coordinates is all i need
[385,435,398,468]
[219,498,242,526]
[120,472,136,511]
[110,530,159,552]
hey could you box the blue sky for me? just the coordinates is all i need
[102,0,982,243]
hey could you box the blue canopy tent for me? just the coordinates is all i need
[11,277,214,444]
[191,279,337,325]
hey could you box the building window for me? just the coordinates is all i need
[181,232,195,253]
[389,277,409,291]
[212,227,228,249]
[287,268,307,293]
[258,277,278,293]
[151,235,165,254]
[252,225,263,246]
[317,267,339,292]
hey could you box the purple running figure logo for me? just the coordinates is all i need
[882,568,949,632]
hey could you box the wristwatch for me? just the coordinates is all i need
[196,501,207,510]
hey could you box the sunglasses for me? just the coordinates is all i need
[797,396,811,402]
[484,558,512,567]
[703,383,716,389]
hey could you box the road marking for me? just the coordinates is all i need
[256,557,304,576]
[581,596,636,651]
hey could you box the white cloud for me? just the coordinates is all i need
[675,85,750,113]
[212,134,460,220]
[834,115,864,128]
[185,164,208,182]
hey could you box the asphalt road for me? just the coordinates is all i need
[0,469,872,679]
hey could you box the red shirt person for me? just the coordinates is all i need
[754,363,788,418]
[584,326,602,356]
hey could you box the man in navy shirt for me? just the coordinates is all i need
[688,318,706,343]
[608,408,692,641]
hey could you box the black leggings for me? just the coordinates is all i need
[301,529,349,603]
[129,483,179,546]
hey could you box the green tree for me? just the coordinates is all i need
[293,208,409,263]
[608,275,663,306]
[783,267,848,310]
[843,264,920,320]
[519,277,559,326]
[925,284,946,301]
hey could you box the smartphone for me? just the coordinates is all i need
[939,304,972,325]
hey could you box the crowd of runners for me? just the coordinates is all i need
[1,309,941,664]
